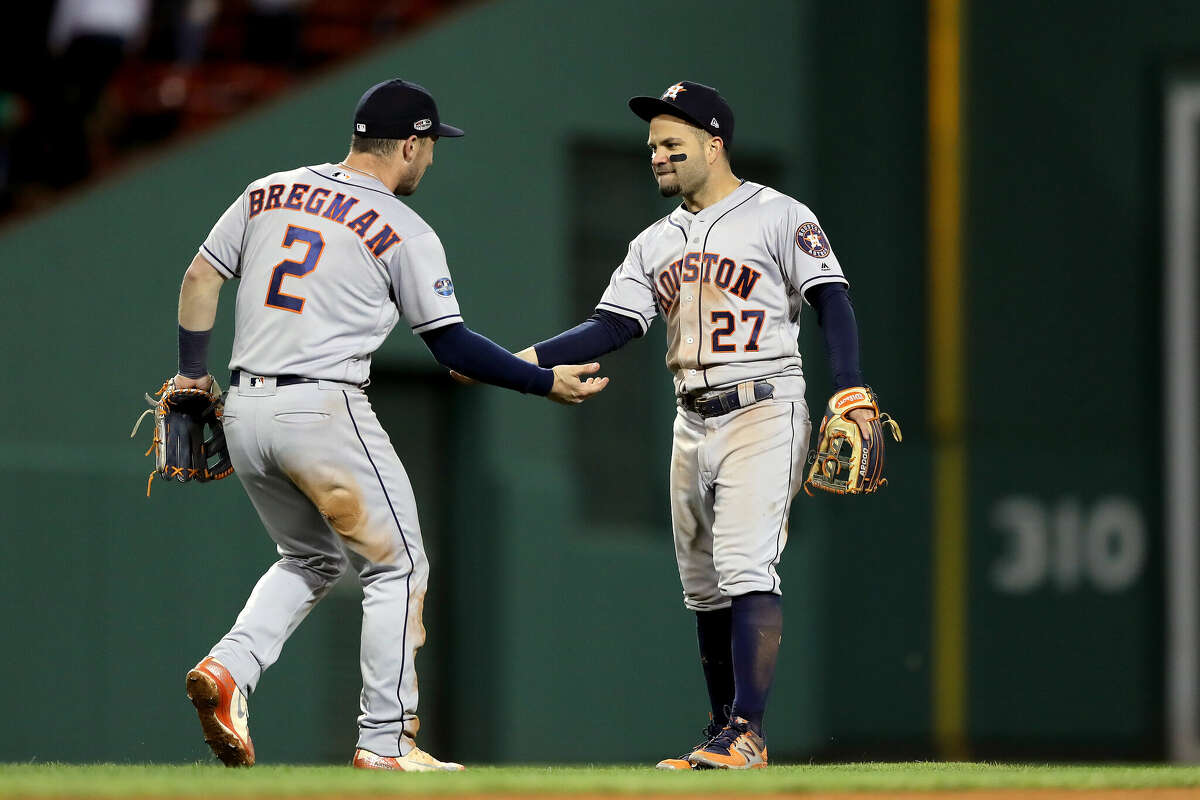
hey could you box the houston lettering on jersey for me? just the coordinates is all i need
[247,183,402,258]
[655,251,762,312]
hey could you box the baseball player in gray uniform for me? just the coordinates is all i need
[172,79,607,771]
[513,81,875,769]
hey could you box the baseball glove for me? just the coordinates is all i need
[130,378,233,497]
[804,386,901,496]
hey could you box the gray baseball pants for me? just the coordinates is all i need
[206,376,427,758]
[670,382,812,611]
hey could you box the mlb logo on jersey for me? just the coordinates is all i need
[796,222,831,259]
[433,277,454,297]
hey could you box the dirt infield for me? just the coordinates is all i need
[296,794,1200,800]
[434,793,1200,800]
[24,792,1198,800]
[402,794,1200,800]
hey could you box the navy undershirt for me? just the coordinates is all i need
[530,286,863,390]
[806,282,864,390]
[533,310,642,367]
[421,323,554,395]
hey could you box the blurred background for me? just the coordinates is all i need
[0,0,1194,767]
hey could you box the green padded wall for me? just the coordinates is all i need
[0,0,1184,765]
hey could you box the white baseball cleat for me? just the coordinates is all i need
[352,746,465,772]
[186,656,255,767]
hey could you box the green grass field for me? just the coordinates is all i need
[2,763,1200,797]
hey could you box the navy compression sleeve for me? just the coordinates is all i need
[421,323,554,395]
[807,282,864,391]
[532,310,641,367]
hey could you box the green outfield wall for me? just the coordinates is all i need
[0,0,1183,764]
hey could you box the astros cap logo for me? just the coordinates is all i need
[661,83,687,100]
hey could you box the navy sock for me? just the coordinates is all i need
[695,607,734,727]
[730,591,783,737]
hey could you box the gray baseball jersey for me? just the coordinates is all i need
[200,163,463,384]
[596,180,846,608]
[597,180,847,395]
[196,162,456,758]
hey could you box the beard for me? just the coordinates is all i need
[394,175,418,196]
[394,173,421,196]
[655,171,682,197]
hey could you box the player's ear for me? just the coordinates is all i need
[709,136,724,165]
[401,135,421,162]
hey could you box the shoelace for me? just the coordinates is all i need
[704,718,751,753]
[679,721,723,758]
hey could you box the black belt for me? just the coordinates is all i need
[229,370,319,388]
[679,380,775,419]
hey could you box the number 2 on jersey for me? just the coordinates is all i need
[265,225,324,314]
[710,310,766,352]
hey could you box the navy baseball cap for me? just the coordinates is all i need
[353,79,464,139]
[629,81,734,148]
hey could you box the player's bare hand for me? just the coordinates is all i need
[172,373,213,391]
[847,407,874,439]
[548,362,609,405]
[448,369,476,385]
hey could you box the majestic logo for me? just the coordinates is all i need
[710,117,720,128]
[796,222,831,259]
[661,83,687,100]
[414,118,432,131]
[433,277,454,297]
[355,122,366,133]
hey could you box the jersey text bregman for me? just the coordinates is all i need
[200,164,463,386]
[598,180,847,395]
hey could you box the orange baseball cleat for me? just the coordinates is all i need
[352,747,465,772]
[688,715,768,769]
[185,657,255,767]
[655,715,724,770]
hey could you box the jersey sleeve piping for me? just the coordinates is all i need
[200,244,236,278]
[596,301,651,333]
[411,313,465,333]
[797,274,849,303]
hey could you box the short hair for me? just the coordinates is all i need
[350,134,402,157]
[694,128,732,161]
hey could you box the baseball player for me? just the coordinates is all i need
[512,81,875,768]
[173,79,607,771]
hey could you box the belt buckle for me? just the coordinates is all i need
[694,390,724,418]
[680,391,704,416]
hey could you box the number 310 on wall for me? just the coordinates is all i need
[990,495,1145,594]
